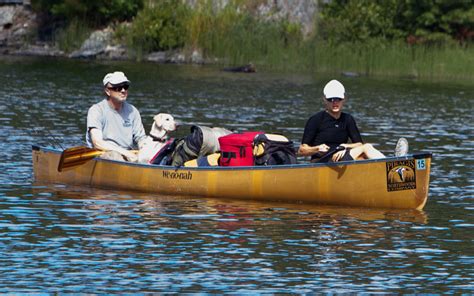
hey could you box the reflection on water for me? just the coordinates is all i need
[0,56,473,293]
[1,186,470,293]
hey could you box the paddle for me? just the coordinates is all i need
[57,146,103,172]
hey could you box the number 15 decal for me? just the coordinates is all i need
[416,159,426,170]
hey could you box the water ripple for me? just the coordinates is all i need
[0,58,472,293]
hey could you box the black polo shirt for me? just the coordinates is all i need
[301,111,363,159]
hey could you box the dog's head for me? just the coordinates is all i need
[149,113,177,139]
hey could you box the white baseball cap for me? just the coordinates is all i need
[323,79,345,99]
[103,71,130,86]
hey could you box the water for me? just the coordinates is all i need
[0,56,473,293]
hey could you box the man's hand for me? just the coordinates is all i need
[318,144,330,153]
[90,128,138,162]
[122,150,138,162]
[332,148,346,162]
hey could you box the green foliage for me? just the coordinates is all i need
[123,1,190,54]
[394,0,474,44]
[319,0,474,45]
[33,0,143,26]
[319,0,401,44]
[315,0,472,80]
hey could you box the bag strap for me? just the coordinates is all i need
[239,146,246,157]
[219,151,236,165]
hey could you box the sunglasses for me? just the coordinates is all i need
[326,97,344,102]
[108,84,129,92]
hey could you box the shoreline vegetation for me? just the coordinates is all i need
[4,0,474,81]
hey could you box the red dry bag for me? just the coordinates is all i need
[218,131,263,166]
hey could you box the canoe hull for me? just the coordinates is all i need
[32,146,432,209]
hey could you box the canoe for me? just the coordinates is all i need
[32,145,432,210]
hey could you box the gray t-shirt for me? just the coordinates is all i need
[86,99,146,149]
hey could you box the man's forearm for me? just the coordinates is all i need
[90,128,129,154]
[93,140,128,154]
[298,144,320,156]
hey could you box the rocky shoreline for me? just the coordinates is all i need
[0,5,215,63]
[1,12,206,64]
[0,1,318,64]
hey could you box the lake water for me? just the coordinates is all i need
[0,56,472,293]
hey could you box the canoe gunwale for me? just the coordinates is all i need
[33,145,432,172]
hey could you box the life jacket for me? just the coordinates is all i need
[184,153,220,167]
[170,125,232,167]
[253,133,297,165]
[149,138,177,165]
[218,131,263,166]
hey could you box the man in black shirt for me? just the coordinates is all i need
[298,79,386,162]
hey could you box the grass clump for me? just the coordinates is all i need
[310,40,473,80]
[54,19,93,53]
[187,0,306,69]
[115,0,473,81]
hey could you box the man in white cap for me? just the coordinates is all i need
[298,79,402,162]
[86,71,146,162]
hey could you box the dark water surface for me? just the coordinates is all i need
[0,56,472,293]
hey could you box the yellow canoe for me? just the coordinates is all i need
[32,146,432,210]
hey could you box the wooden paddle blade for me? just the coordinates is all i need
[58,146,103,172]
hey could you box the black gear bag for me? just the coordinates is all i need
[253,134,297,166]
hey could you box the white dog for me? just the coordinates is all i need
[138,113,178,164]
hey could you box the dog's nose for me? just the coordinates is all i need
[174,120,182,128]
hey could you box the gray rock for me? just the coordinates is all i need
[256,0,317,37]
[0,5,37,48]
[190,50,204,64]
[12,44,64,56]
[341,71,360,77]
[0,6,15,28]
[69,28,113,58]
[146,51,167,63]
[69,49,98,58]
[170,52,186,63]
[102,44,128,60]
[146,50,189,64]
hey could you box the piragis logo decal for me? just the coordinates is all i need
[386,160,416,192]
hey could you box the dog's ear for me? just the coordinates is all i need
[153,113,164,128]
[149,122,158,136]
